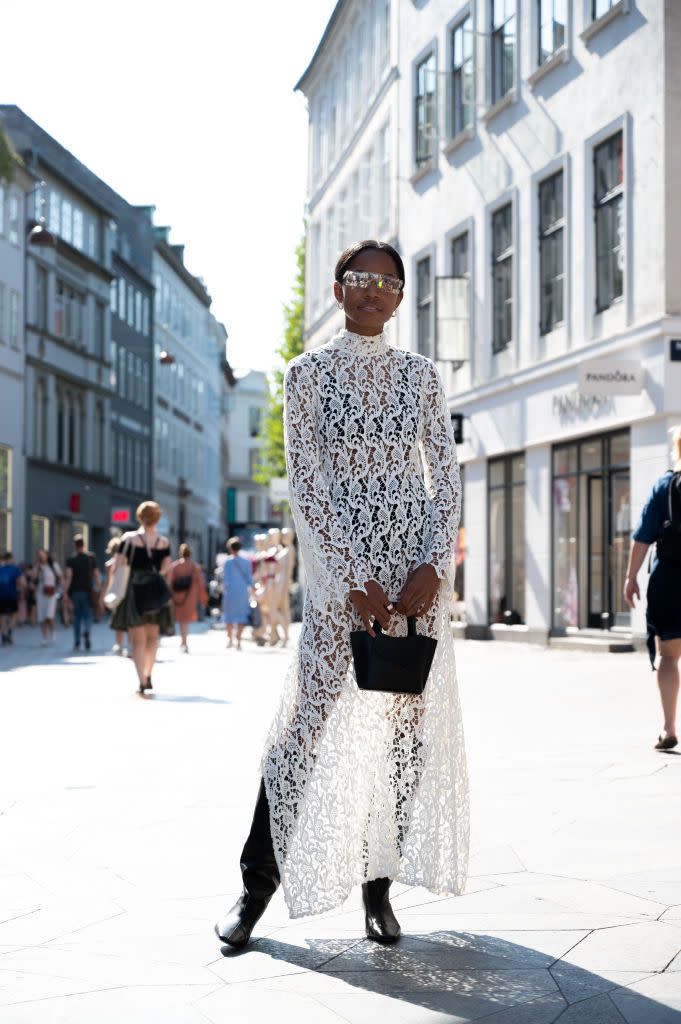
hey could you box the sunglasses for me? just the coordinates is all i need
[342,270,404,294]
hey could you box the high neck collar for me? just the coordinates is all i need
[332,329,391,357]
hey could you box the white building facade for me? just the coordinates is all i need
[297,0,397,352]
[152,231,222,565]
[299,0,681,644]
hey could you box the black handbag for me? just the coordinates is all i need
[351,615,437,695]
[132,571,172,615]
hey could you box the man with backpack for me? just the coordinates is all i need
[0,552,24,645]
[624,425,681,750]
[63,535,100,652]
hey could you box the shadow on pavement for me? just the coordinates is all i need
[216,930,672,1021]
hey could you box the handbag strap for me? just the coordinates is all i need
[233,557,252,588]
[374,615,417,636]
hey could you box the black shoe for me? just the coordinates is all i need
[84,633,91,651]
[144,675,153,690]
[215,890,271,950]
[5,631,12,645]
[1,634,6,645]
[362,877,401,944]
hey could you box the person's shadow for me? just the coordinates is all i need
[214,929,676,1021]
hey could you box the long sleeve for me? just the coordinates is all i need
[419,359,461,586]
[284,357,371,607]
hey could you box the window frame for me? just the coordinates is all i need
[449,12,474,140]
[538,168,565,335]
[491,201,514,354]
[593,129,624,314]
[415,252,434,358]
[414,50,437,169]
[537,0,568,67]
[490,0,517,107]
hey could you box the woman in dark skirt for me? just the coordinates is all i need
[624,426,681,750]
[111,501,172,694]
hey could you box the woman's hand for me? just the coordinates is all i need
[395,563,440,618]
[623,575,640,609]
[350,580,393,637]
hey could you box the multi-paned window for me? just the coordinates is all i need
[416,256,433,357]
[538,0,567,64]
[594,130,624,312]
[492,203,513,352]
[539,170,565,334]
[489,453,525,625]
[415,52,436,166]
[451,16,474,138]
[491,0,516,105]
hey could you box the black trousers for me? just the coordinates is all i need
[240,779,281,901]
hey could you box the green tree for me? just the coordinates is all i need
[253,235,306,486]
[0,117,21,184]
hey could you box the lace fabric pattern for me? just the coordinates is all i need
[262,329,469,918]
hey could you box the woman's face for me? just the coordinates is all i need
[333,248,404,336]
[37,549,47,563]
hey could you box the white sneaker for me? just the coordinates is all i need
[112,644,121,655]
[122,647,130,658]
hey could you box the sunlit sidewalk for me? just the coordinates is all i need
[0,625,680,1022]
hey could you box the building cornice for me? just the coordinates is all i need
[154,237,211,308]
[295,0,350,94]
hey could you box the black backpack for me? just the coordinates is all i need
[657,472,681,566]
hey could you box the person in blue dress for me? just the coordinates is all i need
[624,426,681,750]
[221,538,253,650]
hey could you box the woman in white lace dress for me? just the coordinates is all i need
[216,241,469,949]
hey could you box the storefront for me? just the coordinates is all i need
[454,331,681,645]
[552,430,630,633]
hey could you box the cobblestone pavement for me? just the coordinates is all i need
[0,620,680,1023]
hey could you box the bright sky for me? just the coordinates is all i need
[2,0,337,371]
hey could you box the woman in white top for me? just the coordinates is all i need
[35,548,61,645]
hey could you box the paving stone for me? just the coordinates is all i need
[610,973,681,1022]
[560,922,681,973]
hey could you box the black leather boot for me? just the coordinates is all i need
[215,780,281,950]
[362,876,401,943]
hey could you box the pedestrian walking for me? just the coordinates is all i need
[0,552,24,645]
[215,240,468,949]
[109,501,172,695]
[221,538,253,651]
[103,537,128,656]
[35,548,61,646]
[169,543,207,653]
[624,425,681,750]
[63,535,100,652]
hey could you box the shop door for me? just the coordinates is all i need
[587,475,606,628]
[587,470,631,629]
[609,472,631,628]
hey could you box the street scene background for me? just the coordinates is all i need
[2,0,681,1020]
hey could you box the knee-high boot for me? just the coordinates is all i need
[215,779,281,949]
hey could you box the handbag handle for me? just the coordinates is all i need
[373,615,417,636]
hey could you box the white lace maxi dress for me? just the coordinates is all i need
[262,328,469,918]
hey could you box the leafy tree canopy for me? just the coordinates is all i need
[253,234,306,487]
